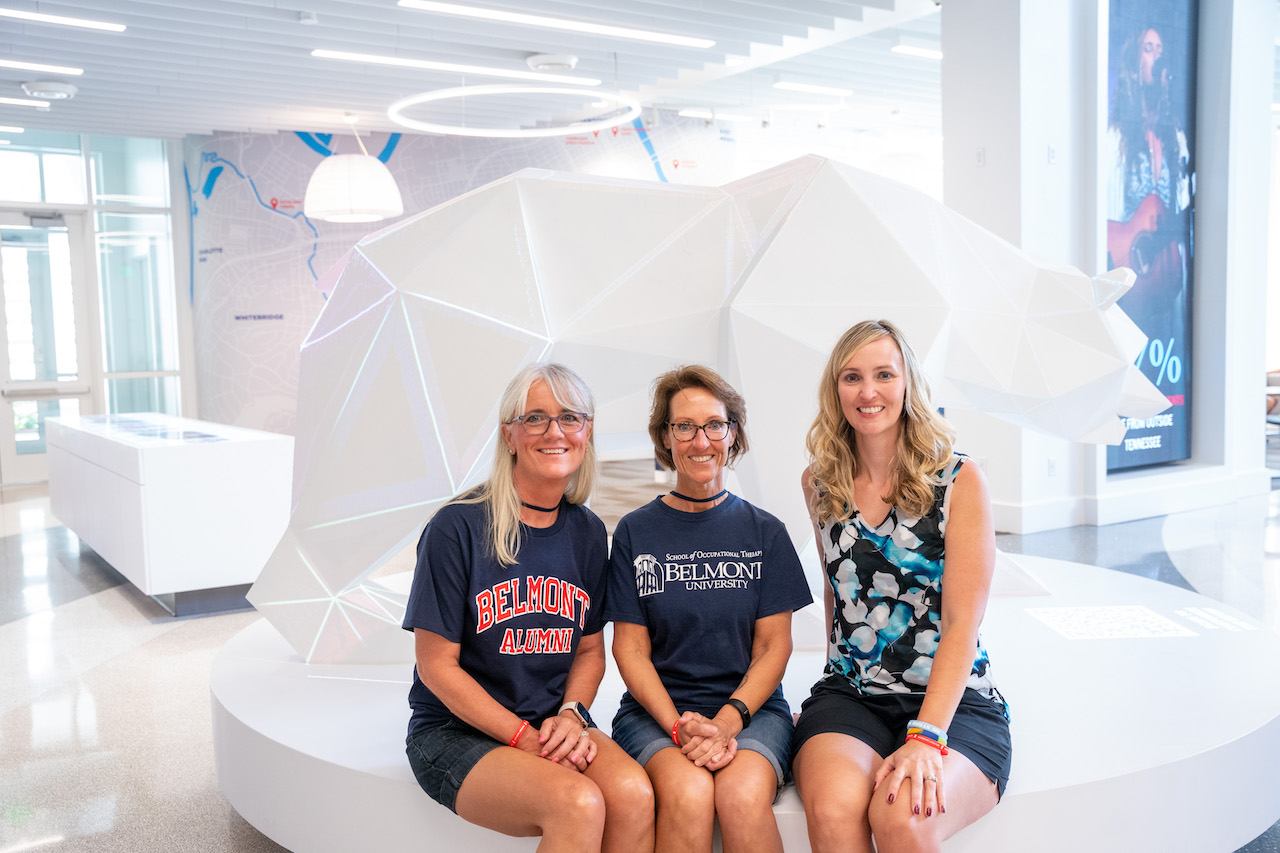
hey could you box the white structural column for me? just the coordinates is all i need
[941,0,1273,534]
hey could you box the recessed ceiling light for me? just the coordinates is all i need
[526,54,577,72]
[891,35,943,61]
[22,81,77,100]
[0,125,24,133]
[677,108,753,123]
[0,96,50,109]
[891,44,943,60]
[311,49,601,86]
[773,80,853,98]
[0,59,83,76]
[0,7,125,31]
[768,102,851,113]
[397,0,714,48]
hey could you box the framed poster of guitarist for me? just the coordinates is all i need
[1105,0,1197,471]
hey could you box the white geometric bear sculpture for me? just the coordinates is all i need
[248,155,1167,664]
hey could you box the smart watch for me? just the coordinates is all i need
[726,697,751,730]
[559,700,590,728]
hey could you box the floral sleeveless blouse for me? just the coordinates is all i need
[817,454,1007,716]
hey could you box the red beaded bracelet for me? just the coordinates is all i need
[509,719,529,748]
[906,732,948,755]
[671,719,682,746]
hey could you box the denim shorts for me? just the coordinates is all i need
[405,719,502,813]
[610,705,795,787]
[792,679,1012,798]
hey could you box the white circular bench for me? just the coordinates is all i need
[213,555,1280,852]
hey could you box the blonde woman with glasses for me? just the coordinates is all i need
[404,362,655,853]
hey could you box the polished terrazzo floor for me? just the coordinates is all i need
[1,463,1278,852]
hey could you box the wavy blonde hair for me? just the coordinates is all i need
[805,320,954,523]
[450,362,598,566]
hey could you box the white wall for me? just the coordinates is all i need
[1270,127,1280,372]
[941,0,1096,532]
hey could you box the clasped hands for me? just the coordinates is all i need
[513,712,596,773]
[674,710,738,771]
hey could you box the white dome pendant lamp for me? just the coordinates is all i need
[304,122,403,223]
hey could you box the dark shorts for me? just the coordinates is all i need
[792,678,1012,798]
[611,705,795,788]
[405,719,502,813]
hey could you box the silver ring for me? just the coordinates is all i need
[923,775,938,782]
[578,730,590,738]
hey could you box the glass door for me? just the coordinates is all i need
[0,210,97,483]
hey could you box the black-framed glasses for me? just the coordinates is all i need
[666,420,734,442]
[508,412,591,435]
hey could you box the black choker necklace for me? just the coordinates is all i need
[670,489,727,504]
[521,500,560,513]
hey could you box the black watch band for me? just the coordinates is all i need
[726,697,751,729]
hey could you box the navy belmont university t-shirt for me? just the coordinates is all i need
[604,494,812,721]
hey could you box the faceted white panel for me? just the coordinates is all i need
[249,157,1167,664]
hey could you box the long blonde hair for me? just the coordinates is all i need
[805,320,954,523]
[450,362,598,566]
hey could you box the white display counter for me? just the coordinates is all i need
[48,413,293,614]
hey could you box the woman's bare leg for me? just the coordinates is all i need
[455,746,604,853]
[583,732,656,853]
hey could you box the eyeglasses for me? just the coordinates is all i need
[666,420,734,442]
[508,411,591,435]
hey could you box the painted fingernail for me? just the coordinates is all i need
[887,794,895,805]
[913,806,920,815]
[927,808,933,817]
[941,805,947,814]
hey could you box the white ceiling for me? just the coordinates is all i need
[0,0,943,140]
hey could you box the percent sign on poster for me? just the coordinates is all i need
[1136,337,1182,387]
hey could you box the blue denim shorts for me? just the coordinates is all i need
[610,705,795,787]
[405,719,501,813]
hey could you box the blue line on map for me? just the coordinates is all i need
[295,131,401,164]
[377,133,401,163]
[183,163,196,304]
[201,166,223,199]
[295,132,333,158]
[194,152,323,279]
[632,117,667,183]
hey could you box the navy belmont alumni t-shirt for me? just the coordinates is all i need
[403,499,608,739]
[604,494,812,721]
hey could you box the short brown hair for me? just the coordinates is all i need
[647,365,749,471]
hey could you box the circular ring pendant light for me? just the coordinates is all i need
[387,85,641,138]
